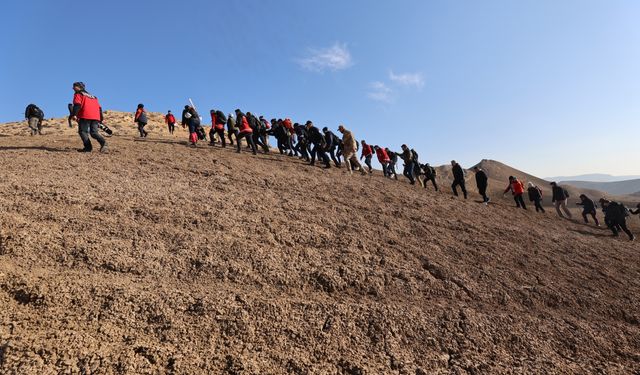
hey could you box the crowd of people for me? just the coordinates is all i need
[21,81,639,242]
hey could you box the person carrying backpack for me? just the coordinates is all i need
[527,182,545,212]
[209,110,227,147]
[577,194,600,226]
[165,110,176,134]
[385,147,398,180]
[503,176,527,209]
[397,145,417,185]
[551,182,572,218]
[337,125,366,175]
[70,82,107,153]
[451,160,468,199]
[323,127,342,167]
[246,112,269,153]
[422,163,438,191]
[227,113,237,145]
[134,104,149,138]
[373,145,390,177]
[473,166,489,203]
[307,121,330,168]
[600,199,635,241]
[24,104,44,136]
[360,140,374,173]
[234,109,257,154]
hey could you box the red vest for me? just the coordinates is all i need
[238,116,253,134]
[73,92,101,121]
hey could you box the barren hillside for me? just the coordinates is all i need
[0,115,639,374]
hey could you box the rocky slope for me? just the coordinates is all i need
[0,115,639,374]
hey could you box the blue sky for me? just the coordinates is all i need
[1,0,639,177]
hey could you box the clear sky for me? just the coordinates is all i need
[1,0,639,177]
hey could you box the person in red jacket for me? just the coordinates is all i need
[503,176,527,209]
[360,140,374,173]
[374,145,390,177]
[234,109,257,154]
[165,110,176,134]
[209,110,227,147]
[71,82,107,153]
[134,104,149,138]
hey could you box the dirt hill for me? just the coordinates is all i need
[0,114,639,374]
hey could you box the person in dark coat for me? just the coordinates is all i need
[473,166,489,203]
[421,163,438,191]
[577,194,600,226]
[307,121,330,168]
[527,182,545,212]
[451,160,467,199]
[551,182,572,218]
[323,127,342,167]
[600,199,635,241]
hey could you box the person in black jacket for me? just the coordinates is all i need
[246,112,269,153]
[385,148,398,180]
[451,160,467,199]
[551,182,572,218]
[323,127,342,167]
[24,104,44,135]
[294,123,310,161]
[600,199,635,241]
[527,182,545,212]
[577,194,600,226]
[421,163,438,191]
[307,121,330,168]
[397,144,416,184]
[473,166,489,203]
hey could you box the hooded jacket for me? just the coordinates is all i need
[452,164,465,182]
[528,186,542,201]
[475,170,488,189]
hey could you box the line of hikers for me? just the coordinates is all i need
[23,81,638,241]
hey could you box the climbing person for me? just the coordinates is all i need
[411,149,424,186]
[385,147,398,180]
[551,182,572,218]
[323,127,342,167]
[397,144,417,184]
[67,103,74,128]
[283,118,295,155]
[451,160,468,199]
[374,145,390,177]
[185,107,201,146]
[600,199,635,241]
[473,166,489,203]
[134,104,149,138]
[24,103,44,135]
[294,123,310,161]
[360,140,374,173]
[181,105,190,129]
[259,116,271,147]
[165,110,176,134]
[527,182,545,212]
[209,110,227,147]
[577,194,600,226]
[503,176,526,209]
[70,82,107,153]
[234,109,257,154]
[272,120,290,155]
[421,163,438,191]
[227,113,237,145]
[246,112,269,153]
[307,121,330,168]
[337,125,366,175]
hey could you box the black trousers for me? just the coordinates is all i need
[514,194,527,209]
[328,147,341,166]
[310,143,330,166]
[608,218,633,239]
[532,198,545,212]
[253,132,269,152]
[364,155,372,172]
[137,122,148,137]
[236,132,257,154]
[478,185,488,201]
[210,128,226,147]
[452,179,467,198]
[425,176,438,191]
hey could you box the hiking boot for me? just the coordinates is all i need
[100,144,109,153]
[77,148,91,153]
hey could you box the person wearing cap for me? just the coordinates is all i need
[473,166,489,203]
[451,160,467,198]
[71,82,107,153]
[527,182,545,212]
[550,182,572,218]
[577,194,599,226]
[323,127,342,167]
[337,125,366,175]
[600,198,635,241]
[134,104,149,138]
[503,176,526,209]
[165,110,176,134]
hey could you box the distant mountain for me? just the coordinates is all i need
[545,173,640,183]
[560,179,640,197]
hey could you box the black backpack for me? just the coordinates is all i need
[216,111,227,125]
